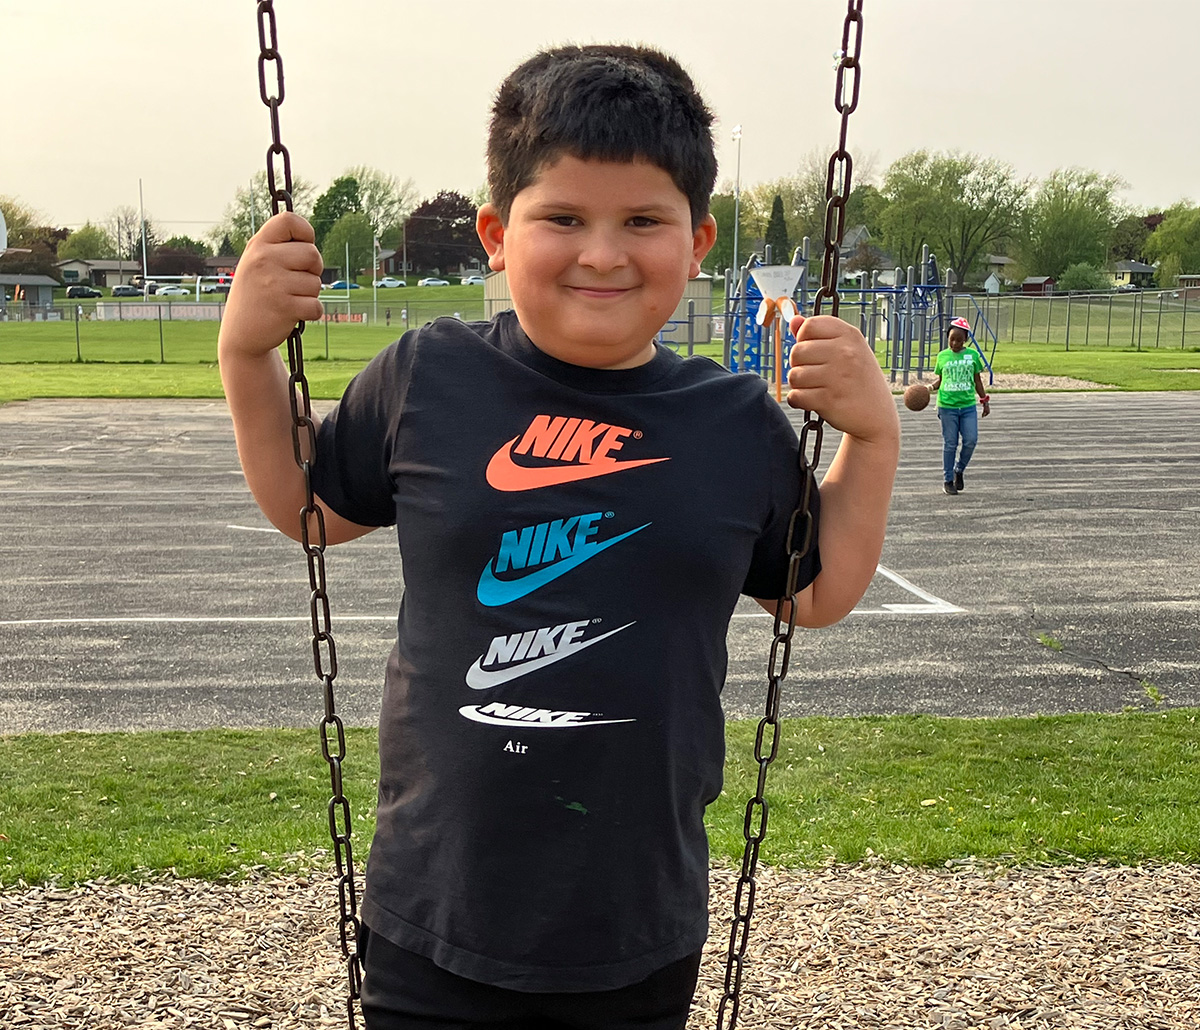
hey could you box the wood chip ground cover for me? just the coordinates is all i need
[3,862,1198,1028]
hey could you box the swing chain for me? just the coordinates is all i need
[255,3,363,1026]
[716,3,861,1027]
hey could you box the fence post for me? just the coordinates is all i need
[1183,291,1190,349]
[1155,290,1165,348]
[1136,293,1144,351]
[1065,293,1072,351]
[158,303,164,363]
[1107,294,1113,347]
[75,304,82,362]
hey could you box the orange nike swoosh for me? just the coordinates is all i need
[486,438,669,491]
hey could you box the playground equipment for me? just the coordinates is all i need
[723,240,997,386]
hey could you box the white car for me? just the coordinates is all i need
[373,277,406,288]
[156,285,189,296]
[460,274,485,286]
[418,278,449,287]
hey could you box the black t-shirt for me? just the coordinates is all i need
[312,310,820,992]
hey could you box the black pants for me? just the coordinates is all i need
[360,925,702,1030]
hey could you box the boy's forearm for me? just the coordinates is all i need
[799,431,899,627]
[219,344,315,539]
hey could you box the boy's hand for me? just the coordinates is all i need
[786,314,899,445]
[219,212,324,358]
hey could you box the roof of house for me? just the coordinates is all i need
[1023,276,1055,284]
[1114,259,1155,273]
[0,273,60,286]
[55,258,135,272]
[986,254,1015,265]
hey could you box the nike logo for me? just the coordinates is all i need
[477,513,649,607]
[487,414,668,491]
[466,620,635,689]
[459,702,635,728]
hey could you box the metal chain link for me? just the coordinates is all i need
[255,4,363,1027]
[715,3,862,1026]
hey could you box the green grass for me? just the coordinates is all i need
[4,710,1198,887]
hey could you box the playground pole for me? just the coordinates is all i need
[800,237,810,316]
[890,266,902,382]
[902,265,915,386]
[868,270,880,357]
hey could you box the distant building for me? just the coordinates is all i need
[1021,276,1056,295]
[55,258,139,289]
[1176,273,1200,300]
[0,273,60,312]
[1113,260,1155,288]
[984,272,1004,294]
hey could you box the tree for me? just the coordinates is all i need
[163,235,211,257]
[1142,203,1200,288]
[844,240,888,282]
[59,223,116,261]
[1056,263,1112,292]
[879,150,1028,287]
[706,193,744,275]
[0,211,69,278]
[208,170,316,256]
[0,196,42,244]
[405,191,483,273]
[1018,168,1125,279]
[106,206,142,262]
[1111,212,1153,262]
[341,165,417,241]
[321,212,375,280]
[311,176,362,250]
[763,194,790,263]
[148,247,206,277]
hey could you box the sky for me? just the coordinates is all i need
[3,0,1197,241]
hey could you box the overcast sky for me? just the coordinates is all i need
[4,0,1197,239]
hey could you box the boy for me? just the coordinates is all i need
[219,44,898,1030]
[930,316,990,494]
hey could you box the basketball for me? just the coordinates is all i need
[904,383,931,411]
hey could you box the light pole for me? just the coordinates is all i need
[731,125,743,281]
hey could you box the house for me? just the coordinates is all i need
[1176,273,1200,300]
[55,258,141,289]
[1113,260,1155,288]
[1021,276,1056,295]
[0,273,60,311]
[984,254,1015,286]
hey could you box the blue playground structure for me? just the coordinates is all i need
[723,240,997,386]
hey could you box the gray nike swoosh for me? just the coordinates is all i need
[465,622,635,689]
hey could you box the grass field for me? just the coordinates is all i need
[3,709,1197,887]
[3,313,1199,402]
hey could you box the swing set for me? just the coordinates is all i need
[251,2,864,1026]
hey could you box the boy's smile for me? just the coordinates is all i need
[477,156,716,369]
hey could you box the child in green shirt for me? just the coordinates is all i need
[930,317,990,494]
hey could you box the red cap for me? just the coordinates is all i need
[949,317,972,332]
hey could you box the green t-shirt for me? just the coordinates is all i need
[935,346,985,408]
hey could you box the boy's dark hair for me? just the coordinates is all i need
[487,44,717,229]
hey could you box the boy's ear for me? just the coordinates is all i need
[690,214,718,278]
[477,204,506,271]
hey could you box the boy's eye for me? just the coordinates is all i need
[628,216,660,228]
[547,215,579,227]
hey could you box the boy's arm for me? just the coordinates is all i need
[755,314,900,628]
[219,212,375,544]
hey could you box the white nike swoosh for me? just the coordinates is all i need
[465,622,635,689]
[458,706,636,728]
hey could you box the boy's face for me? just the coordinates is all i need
[477,155,716,369]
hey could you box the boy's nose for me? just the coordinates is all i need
[576,230,628,273]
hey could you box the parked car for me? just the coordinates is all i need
[1116,283,1142,292]
[66,285,102,298]
[111,284,141,297]
[325,280,361,290]
[156,285,189,296]
[373,277,406,288]
[460,275,485,286]
[418,278,449,287]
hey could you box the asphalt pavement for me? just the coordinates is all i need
[1,391,1197,734]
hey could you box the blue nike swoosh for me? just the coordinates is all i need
[477,524,650,607]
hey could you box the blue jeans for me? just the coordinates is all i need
[938,405,978,482]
